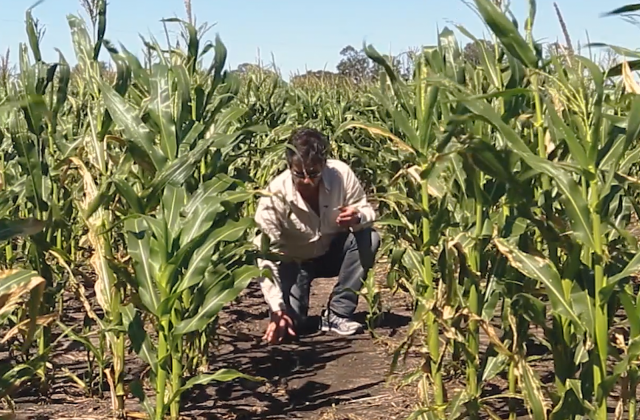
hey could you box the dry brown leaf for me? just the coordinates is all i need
[49,249,100,324]
[344,122,414,152]
[69,157,112,313]
[623,60,640,94]
[0,272,45,318]
[1,313,57,344]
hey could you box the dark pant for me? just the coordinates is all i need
[277,227,380,327]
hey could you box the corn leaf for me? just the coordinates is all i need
[148,63,177,160]
[457,95,596,250]
[495,238,585,332]
[125,217,161,316]
[473,0,538,68]
[99,79,167,171]
[173,265,259,335]
[516,356,548,419]
[121,304,157,373]
[161,184,186,248]
[166,367,264,407]
[174,217,255,296]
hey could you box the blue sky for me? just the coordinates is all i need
[0,0,636,78]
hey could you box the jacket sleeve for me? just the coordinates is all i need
[253,189,287,313]
[342,166,377,229]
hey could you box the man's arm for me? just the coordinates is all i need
[253,191,287,313]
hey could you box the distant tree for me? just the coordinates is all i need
[234,63,261,75]
[0,48,11,87]
[336,45,377,84]
[71,60,115,82]
[290,70,349,87]
[463,40,496,65]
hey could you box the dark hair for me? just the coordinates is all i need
[285,127,329,166]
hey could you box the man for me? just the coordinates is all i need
[253,127,380,344]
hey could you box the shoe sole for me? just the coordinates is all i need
[320,324,362,336]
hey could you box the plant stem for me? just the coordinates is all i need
[156,318,170,420]
[170,310,183,419]
[590,181,607,420]
[421,180,443,408]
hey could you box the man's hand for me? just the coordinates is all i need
[263,310,296,344]
[336,206,361,228]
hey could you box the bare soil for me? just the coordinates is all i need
[1,262,633,420]
[0,265,422,420]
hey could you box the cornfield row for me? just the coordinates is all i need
[2,0,640,419]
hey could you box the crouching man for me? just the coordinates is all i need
[253,127,380,344]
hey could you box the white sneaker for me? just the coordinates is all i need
[320,309,362,336]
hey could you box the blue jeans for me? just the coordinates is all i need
[276,227,380,327]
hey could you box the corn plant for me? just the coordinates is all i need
[79,16,268,418]
[0,218,48,408]
[334,1,640,419]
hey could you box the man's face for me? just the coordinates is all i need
[289,157,324,195]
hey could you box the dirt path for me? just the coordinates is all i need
[189,278,416,419]
[3,273,420,420]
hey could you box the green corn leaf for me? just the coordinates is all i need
[456,95,596,250]
[121,304,157,373]
[457,26,502,89]
[464,139,519,184]
[208,34,227,84]
[51,50,70,132]
[113,179,144,214]
[93,0,106,60]
[624,94,640,160]
[129,379,155,418]
[173,265,260,335]
[602,3,640,16]
[166,367,264,407]
[179,196,224,248]
[25,6,42,63]
[161,184,186,247]
[146,132,241,199]
[619,290,640,337]
[474,0,538,68]
[9,110,47,213]
[216,106,248,132]
[601,251,640,301]
[67,15,93,72]
[495,238,585,332]
[183,174,238,215]
[546,98,590,170]
[143,216,168,272]
[173,64,191,141]
[447,389,471,419]
[335,120,413,153]
[177,122,205,154]
[570,288,595,337]
[149,63,177,160]
[605,59,640,78]
[174,218,255,296]
[516,356,548,419]
[549,386,588,420]
[0,354,48,400]
[120,44,150,91]
[98,79,167,171]
[401,247,426,281]
[125,217,161,316]
[482,354,509,382]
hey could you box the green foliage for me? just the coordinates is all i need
[2,1,640,420]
